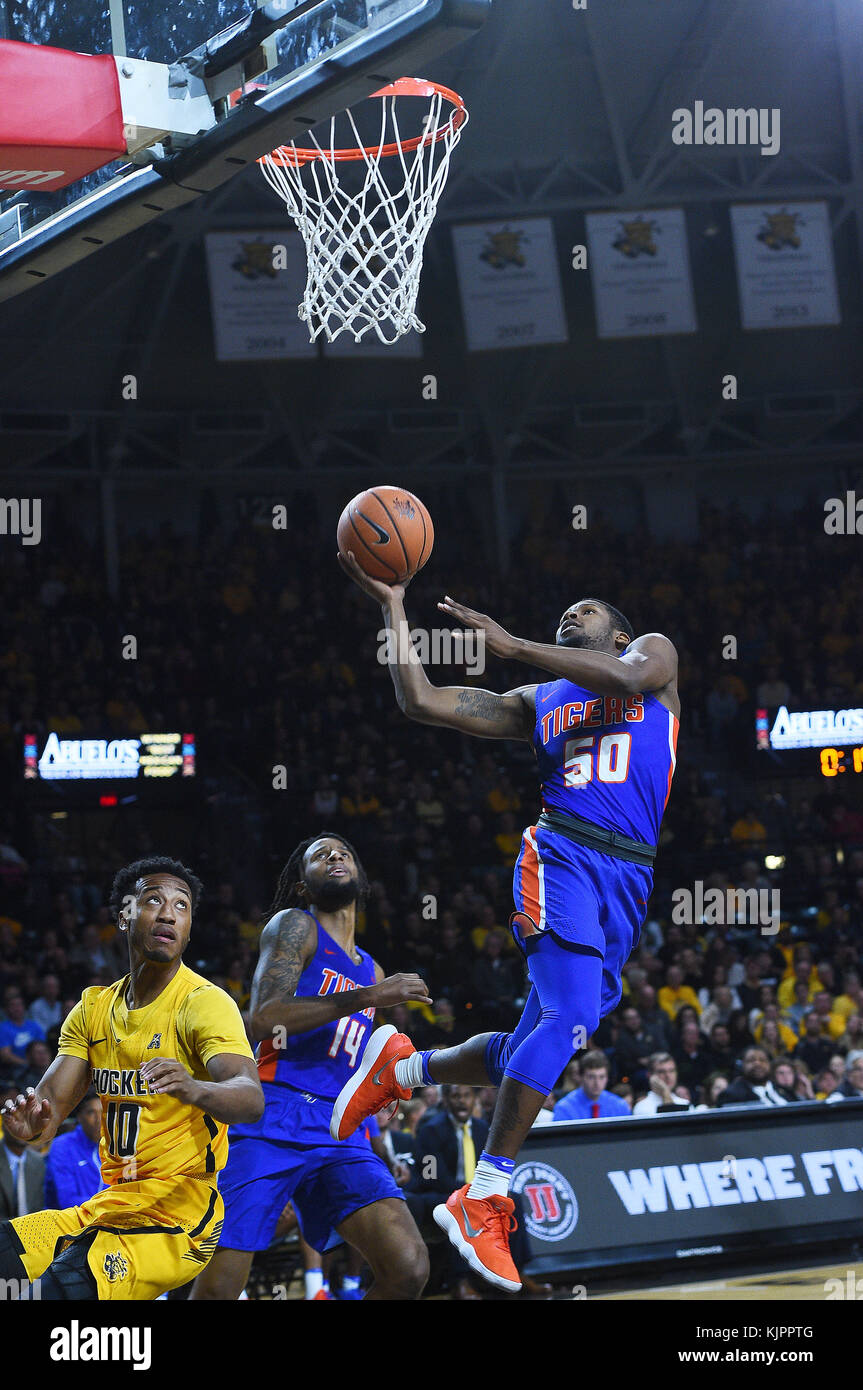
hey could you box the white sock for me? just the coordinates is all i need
[304,1269,324,1299]
[394,1050,428,1090]
[467,1159,512,1201]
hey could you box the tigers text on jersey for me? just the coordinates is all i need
[533,679,678,844]
[256,914,377,1102]
[58,963,254,1185]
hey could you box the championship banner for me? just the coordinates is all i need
[729,202,841,330]
[205,231,316,361]
[451,217,568,352]
[516,1101,863,1277]
[585,207,697,338]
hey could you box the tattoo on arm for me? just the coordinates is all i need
[454,690,509,724]
[250,911,315,1013]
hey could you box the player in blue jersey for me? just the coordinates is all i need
[189,832,432,1301]
[333,553,679,1293]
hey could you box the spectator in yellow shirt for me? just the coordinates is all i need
[753,1014,797,1056]
[658,965,702,1020]
[730,806,767,848]
[777,957,819,1010]
[810,990,845,1041]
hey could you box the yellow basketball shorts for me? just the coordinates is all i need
[11,1175,223,1300]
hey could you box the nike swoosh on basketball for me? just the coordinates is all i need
[460,1201,482,1238]
[357,510,389,544]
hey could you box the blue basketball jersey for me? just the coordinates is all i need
[532,678,679,845]
[256,914,377,1102]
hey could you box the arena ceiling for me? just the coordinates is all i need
[1,0,862,479]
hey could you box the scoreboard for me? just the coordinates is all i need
[756,706,863,780]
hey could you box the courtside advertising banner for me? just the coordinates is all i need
[515,1101,863,1276]
[586,207,697,339]
[451,216,568,351]
[730,201,841,330]
[205,231,316,361]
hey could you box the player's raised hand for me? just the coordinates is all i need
[337,549,409,606]
[436,595,516,659]
[139,1057,200,1106]
[370,972,433,1008]
[0,1087,51,1142]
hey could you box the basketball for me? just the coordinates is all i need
[337,486,434,583]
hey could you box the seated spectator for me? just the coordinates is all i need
[632,1053,693,1116]
[736,953,767,1013]
[611,1082,634,1112]
[810,989,845,1041]
[696,1072,730,1110]
[672,1018,711,1096]
[406,1083,489,1300]
[717,1046,788,1106]
[794,1011,837,1075]
[815,1067,838,1100]
[44,1089,106,1208]
[783,978,815,1034]
[771,1059,803,1103]
[753,1012,797,1057]
[0,992,45,1077]
[777,952,819,1010]
[633,985,671,1048]
[834,970,863,1023]
[27,973,63,1034]
[658,964,701,1021]
[0,1078,45,1219]
[727,1008,755,1052]
[16,1038,53,1093]
[700,984,740,1034]
[469,930,520,1031]
[838,1013,863,1055]
[730,805,767,848]
[705,1022,736,1074]
[825,1051,863,1103]
[553,1051,630,1121]
[612,1006,665,1088]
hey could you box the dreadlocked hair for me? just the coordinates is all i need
[264,832,370,923]
[109,856,203,917]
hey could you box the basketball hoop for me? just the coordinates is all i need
[258,78,468,344]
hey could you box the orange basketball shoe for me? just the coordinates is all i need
[433,1186,521,1293]
[330,1024,414,1141]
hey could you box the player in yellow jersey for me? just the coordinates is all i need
[0,856,263,1300]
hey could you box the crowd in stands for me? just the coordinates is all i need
[1,492,862,1282]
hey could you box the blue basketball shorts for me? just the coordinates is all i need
[218,1087,403,1255]
[484,825,653,1096]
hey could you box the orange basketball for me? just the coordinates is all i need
[337,486,434,583]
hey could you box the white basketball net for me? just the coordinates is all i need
[259,83,467,344]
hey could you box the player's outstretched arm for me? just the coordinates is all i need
[0,1054,90,1147]
[338,550,534,740]
[248,908,432,1043]
[439,595,678,698]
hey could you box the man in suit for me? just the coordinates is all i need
[408,1084,489,1299]
[0,1079,46,1220]
[716,1046,788,1107]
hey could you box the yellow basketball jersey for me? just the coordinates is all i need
[58,964,254,1187]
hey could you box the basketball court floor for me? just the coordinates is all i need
[591,1256,863,1301]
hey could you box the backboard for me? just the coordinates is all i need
[0,0,489,301]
